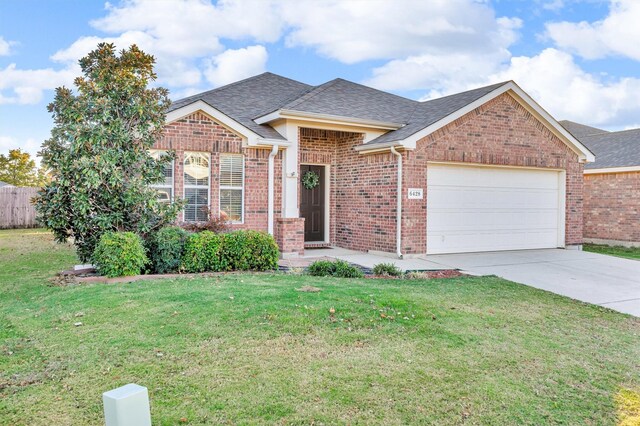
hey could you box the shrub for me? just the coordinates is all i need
[372,262,403,277]
[181,231,224,273]
[146,226,189,274]
[220,230,280,271]
[307,259,364,278]
[333,260,364,278]
[245,230,280,271]
[307,260,336,277]
[181,230,279,273]
[93,231,148,278]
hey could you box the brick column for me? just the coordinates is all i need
[275,218,305,258]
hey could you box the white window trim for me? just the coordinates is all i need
[219,154,245,224]
[183,151,211,222]
[150,149,175,203]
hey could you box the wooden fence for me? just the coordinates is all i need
[0,187,40,229]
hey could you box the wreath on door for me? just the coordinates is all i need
[302,170,320,190]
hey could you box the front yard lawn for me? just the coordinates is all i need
[1,229,639,425]
[584,243,640,260]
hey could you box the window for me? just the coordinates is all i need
[184,152,210,222]
[150,150,174,203]
[219,154,244,223]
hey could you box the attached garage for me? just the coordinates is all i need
[426,163,566,254]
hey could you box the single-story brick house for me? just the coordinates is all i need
[153,72,594,257]
[561,120,640,247]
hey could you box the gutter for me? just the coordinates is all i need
[390,146,403,258]
[267,144,279,235]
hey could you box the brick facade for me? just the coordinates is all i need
[584,172,640,243]
[157,111,283,235]
[157,92,585,256]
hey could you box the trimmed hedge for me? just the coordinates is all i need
[93,231,148,278]
[181,231,224,273]
[181,230,279,273]
[146,226,189,274]
[307,259,364,278]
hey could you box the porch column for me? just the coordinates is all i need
[281,123,300,218]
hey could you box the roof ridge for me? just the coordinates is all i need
[171,72,309,104]
[421,81,509,104]
[284,78,343,110]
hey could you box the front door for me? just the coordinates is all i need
[300,165,325,242]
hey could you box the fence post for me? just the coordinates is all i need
[103,383,151,426]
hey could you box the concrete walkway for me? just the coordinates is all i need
[424,249,640,317]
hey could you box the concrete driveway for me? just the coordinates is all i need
[425,249,640,316]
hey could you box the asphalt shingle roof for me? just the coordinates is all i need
[559,120,608,139]
[577,129,640,169]
[168,72,312,140]
[169,73,508,146]
[369,82,508,145]
[278,78,418,125]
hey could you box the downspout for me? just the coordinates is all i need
[390,146,403,258]
[267,144,279,235]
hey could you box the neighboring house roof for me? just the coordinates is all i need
[559,120,608,139]
[0,181,13,188]
[168,73,593,161]
[575,128,640,170]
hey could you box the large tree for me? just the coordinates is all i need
[0,149,49,187]
[34,43,182,262]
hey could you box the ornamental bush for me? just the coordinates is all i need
[181,231,224,273]
[93,232,148,278]
[333,260,365,278]
[307,260,336,277]
[180,230,279,273]
[372,262,403,277]
[146,226,189,274]
[307,259,364,278]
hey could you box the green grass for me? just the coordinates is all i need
[1,229,639,425]
[584,243,640,260]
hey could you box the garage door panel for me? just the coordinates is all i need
[426,164,563,254]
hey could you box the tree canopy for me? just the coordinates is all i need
[34,43,182,262]
[0,149,49,187]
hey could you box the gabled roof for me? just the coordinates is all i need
[369,82,508,145]
[168,72,312,140]
[272,78,417,125]
[168,73,593,161]
[559,120,608,139]
[0,181,13,188]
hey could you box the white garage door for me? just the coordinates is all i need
[426,164,564,254]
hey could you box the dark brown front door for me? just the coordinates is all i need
[300,165,325,242]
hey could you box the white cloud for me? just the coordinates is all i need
[364,16,521,93]
[545,0,640,60]
[281,0,520,64]
[0,36,15,56]
[487,48,640,126]
[204,45,267,87]
[0,63,78,105]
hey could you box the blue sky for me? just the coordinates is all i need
[1,0,639,160]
